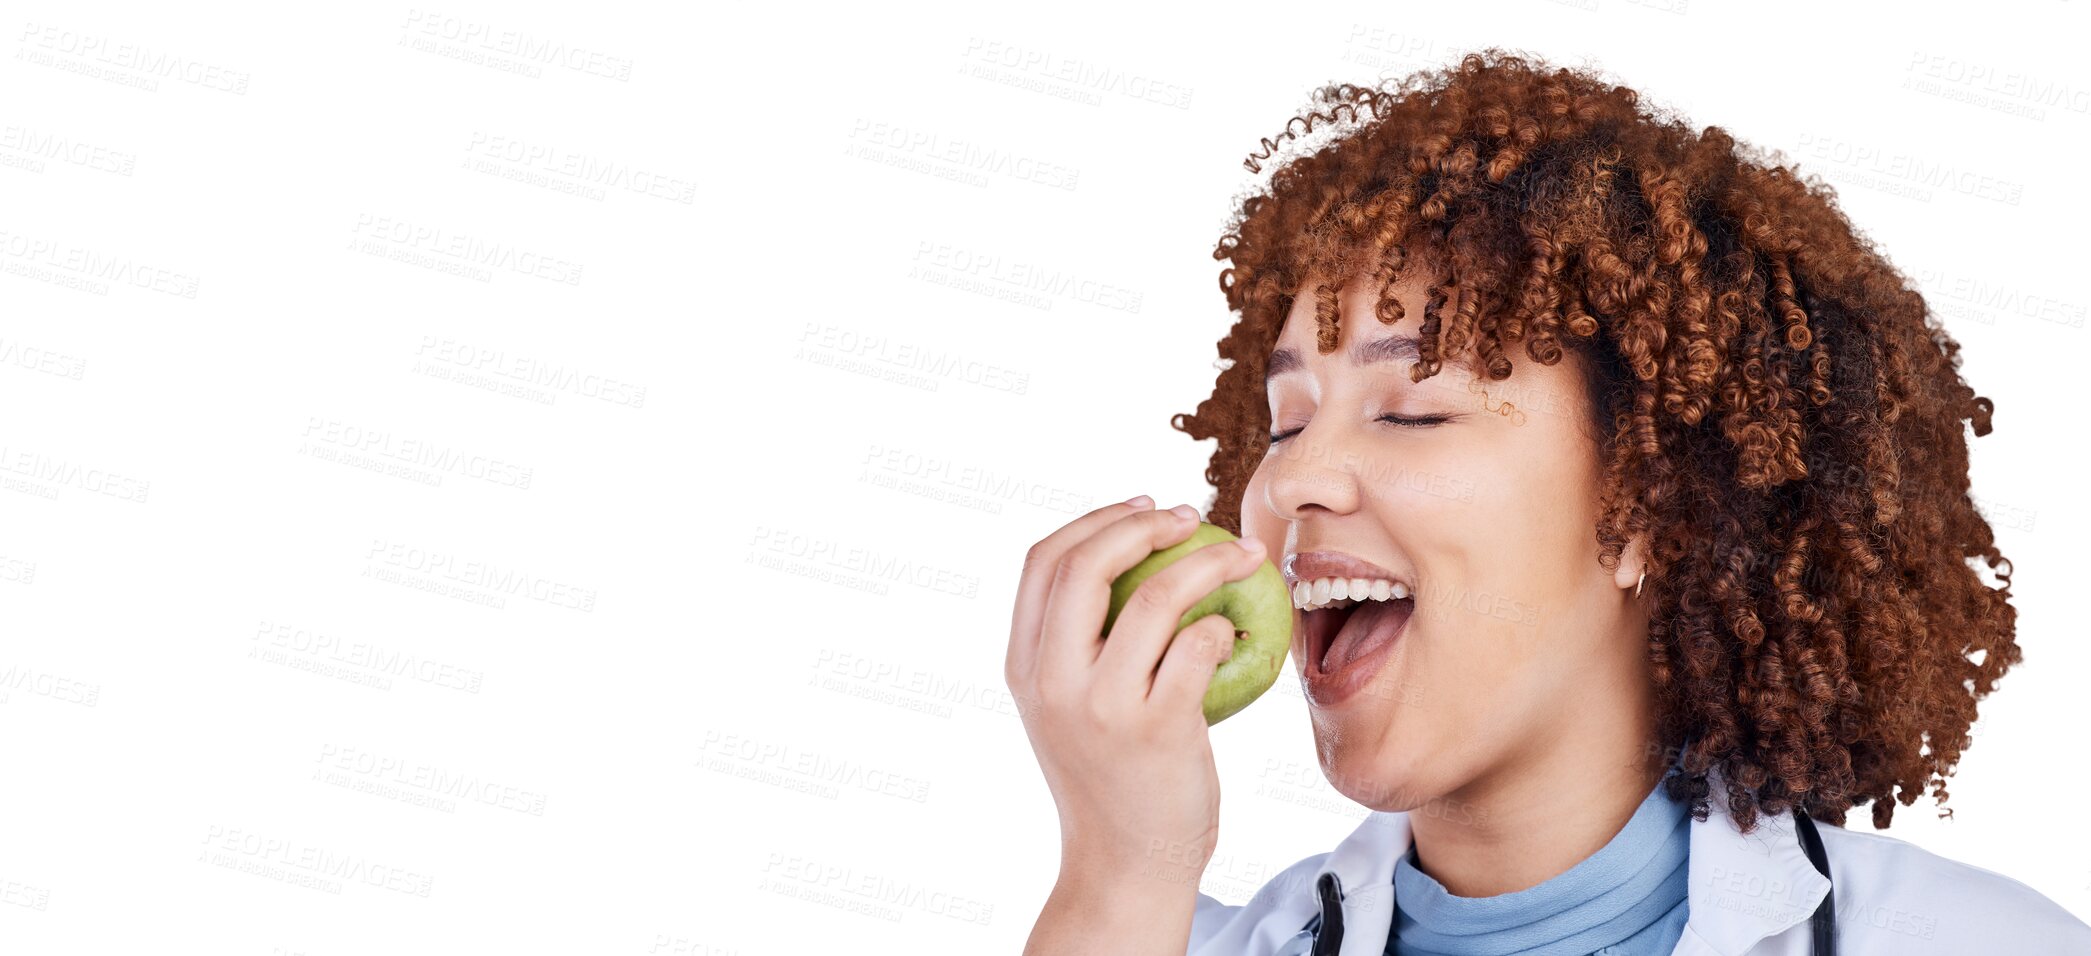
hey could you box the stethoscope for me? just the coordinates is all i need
[1304,807,1837,956]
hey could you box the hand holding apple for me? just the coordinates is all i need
[1005,498,1272,947]
[1102,521,1293,725]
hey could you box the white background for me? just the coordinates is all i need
[2,1,2086,953]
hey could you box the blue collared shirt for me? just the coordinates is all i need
[1385,775,1689,955]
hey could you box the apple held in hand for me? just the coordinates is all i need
[1102,522,1293,725]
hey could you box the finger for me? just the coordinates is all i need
[1036,505,1204,689]
[1150,614,1239,717]
[1008,496,1153,683]
[1094,536,1265,702]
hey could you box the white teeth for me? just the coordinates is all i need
[1292,575,1412,611]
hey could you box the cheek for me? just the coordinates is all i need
[1443,432,1605,645]
[1481,432,1601,558]
[1240,465,1280,543]
[1343,438,1482,563]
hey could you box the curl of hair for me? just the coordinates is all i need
[1175,48,2018,833]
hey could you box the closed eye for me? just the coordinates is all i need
[1268,413,1452,444]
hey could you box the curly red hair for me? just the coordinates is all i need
[1172,48,2019,833]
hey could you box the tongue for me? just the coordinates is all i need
[1325,598,1413,673]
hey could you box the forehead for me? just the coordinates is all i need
[1269,267,1468,375]
[1278,262,1452,334]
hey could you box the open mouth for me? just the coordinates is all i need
[1303,593,1416,677]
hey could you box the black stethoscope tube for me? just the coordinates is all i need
[1793,809,1838,956]
[1307,807,1837,956]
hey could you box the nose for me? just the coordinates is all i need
[1259,424,1364,522]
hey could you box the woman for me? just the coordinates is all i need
[1005,50,2091,955]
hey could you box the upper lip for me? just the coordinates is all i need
[1282,550,1412,592]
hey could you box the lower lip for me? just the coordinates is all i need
[1302,602,1410,707]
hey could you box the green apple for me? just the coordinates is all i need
[1101,521,1293,725]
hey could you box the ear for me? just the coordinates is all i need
[1614,532,1651,595]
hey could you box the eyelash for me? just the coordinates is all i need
[1267,413,1451,444]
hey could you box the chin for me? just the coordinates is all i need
[1328,746,1432,813]
[1309,707,1442,813]
[1315,723,1502,830]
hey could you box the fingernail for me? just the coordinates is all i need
[1125,494,1153,508]
[1236,537,1263,554]
[1169,504,1198,521]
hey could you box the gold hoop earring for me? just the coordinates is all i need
[1635,570,1646,598]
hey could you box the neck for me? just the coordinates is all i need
[1405,665,1664,898]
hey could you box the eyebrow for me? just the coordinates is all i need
[1266,333,1456,383]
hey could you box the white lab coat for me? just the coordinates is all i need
[1189,766,2091,955]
